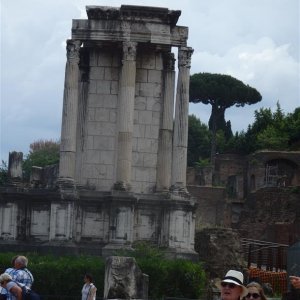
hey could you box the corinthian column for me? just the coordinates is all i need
[115,41,137,190]
[59,39,81,184]
[171,46,193,192]
[156,52,175,191]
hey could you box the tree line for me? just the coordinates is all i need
[188,72,299,167]
[188,104,300,166]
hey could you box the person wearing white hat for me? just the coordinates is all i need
[216,270,248,300]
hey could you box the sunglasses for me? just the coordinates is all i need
[246,293,260,299]
[221,282,237,289]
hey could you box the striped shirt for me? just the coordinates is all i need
[0,268,34,300]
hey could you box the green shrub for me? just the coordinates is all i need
[0,249,206,299]
[0,252,105,298]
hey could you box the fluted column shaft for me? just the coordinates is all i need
[171,47,193,190]
[115,42,137,190]
[156,52,176,191]
[59,40,81,180]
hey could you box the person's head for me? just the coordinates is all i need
[216,270,248,300]
[84,274,93,283]
[11,255,18,266]
[245,282,267,300]
[0,273,12,288]
[14,256,28,269]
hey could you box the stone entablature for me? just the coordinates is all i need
[72,5,187,47]
[86,5,181,25]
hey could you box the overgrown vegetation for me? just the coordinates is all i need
[22,139,60,179]
[0,245,206,299]
[188,104,300,166]
[0,160,8,186]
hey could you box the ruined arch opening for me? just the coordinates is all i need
[264,158,297,187]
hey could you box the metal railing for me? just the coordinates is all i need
[241,238,288,271]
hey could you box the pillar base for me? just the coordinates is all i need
[169,184,190,198]
[57,177,78,200]
[113,181,131,191]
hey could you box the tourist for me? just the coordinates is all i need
[244,282,267,300]
[4,255,34,288]
[0,273,23,300]
[3,256,18,275]
[216,269,248,300]
[81,274,97,300]
[290,276,300,289]
[0,256,18,299]
[10,256,34,288]
[0,255,34,300]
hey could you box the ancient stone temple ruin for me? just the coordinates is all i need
[0,5,196,258]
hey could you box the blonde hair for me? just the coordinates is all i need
[246,282,267,300]
[15,256,28,267]
[0,273,12,282]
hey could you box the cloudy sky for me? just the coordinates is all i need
[1,0,299,162]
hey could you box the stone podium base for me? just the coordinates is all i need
[102,242,134,258]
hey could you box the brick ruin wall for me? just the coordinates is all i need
[236,187,300,244]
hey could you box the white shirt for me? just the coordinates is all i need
[81,283,97,300]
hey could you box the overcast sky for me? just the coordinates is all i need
[1,0,299,162]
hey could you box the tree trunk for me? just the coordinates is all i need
[210,104,226,185]
[210,104,217,185]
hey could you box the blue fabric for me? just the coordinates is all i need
[1,269,34,300]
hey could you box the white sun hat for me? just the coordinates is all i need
[216,269,248,298]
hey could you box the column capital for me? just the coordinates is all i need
[178,46,194,68]
[163,52,175,71]
[66,39,82,63]
[122,41,137,61]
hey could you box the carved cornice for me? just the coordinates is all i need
[86,6,120,20]
[66,40,82,63]
[86,5,181,26]
[122,41,137,61]
[163,52,175,71]
[72,20,188,47]
[178,46,194,68]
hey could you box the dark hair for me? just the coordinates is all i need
[11,256,19,266]
[85,274,93,282]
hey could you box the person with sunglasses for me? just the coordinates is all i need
[244,282,267,300]
[216,270,248,300]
